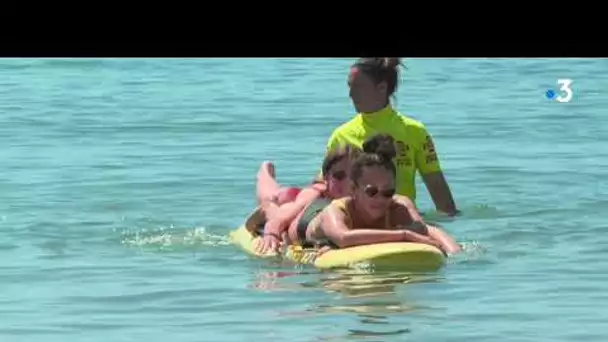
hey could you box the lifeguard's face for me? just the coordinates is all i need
[324,157,351,199]
[352,165,396,220]
[348,67,387,113]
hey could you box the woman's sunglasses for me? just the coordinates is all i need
[363,184,396,198]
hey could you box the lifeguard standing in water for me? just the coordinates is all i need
[324,57,459,216]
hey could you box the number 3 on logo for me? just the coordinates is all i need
[556,79,573,103]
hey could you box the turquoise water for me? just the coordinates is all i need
[2,58,607,341]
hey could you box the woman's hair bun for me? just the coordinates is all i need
[383,58,401,69]
[362,134,397,162]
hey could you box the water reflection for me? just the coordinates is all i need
[309,270,441,298]
[250,266,443,339]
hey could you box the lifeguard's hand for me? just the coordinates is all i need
[254,233,282,255]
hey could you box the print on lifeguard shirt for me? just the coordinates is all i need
[424,135,438,164]
[394,140,412,167]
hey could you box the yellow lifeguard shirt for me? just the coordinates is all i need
[325,105,442,202]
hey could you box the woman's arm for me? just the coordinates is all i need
[319,205,422,248]
[256,187,324,255]
[426,224,462,254]
[264,187,322,236]
[391,194,428,234]
[391,200,453,253]
[392,194,423,222]
[392,199,461,254]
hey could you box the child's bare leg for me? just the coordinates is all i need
[255,161,301,229]
[261,201,280,222]
[256,161,280,205]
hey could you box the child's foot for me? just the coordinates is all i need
[261,161,276,179]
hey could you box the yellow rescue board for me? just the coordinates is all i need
[228,209,446,272]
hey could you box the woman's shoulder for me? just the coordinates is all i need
[397,112,425,127]
[330,116,362,135]
[328,197,353,213]
[394,111,431,138]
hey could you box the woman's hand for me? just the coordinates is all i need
[254,232,283,255]
[425,238,448,256]
[431,240,448,256]
[426,224,462,255]
[400,229,447,255]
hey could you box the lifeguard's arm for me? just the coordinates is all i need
[422,172,458,216]
[264,187,323,236]
[415,132,458,216]
[319,205,438,248]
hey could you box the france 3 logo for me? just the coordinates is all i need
[545,79,573,103]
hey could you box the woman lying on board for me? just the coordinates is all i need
[251,144,361,253]
[302,134,461,254]
[251,134,461,255]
